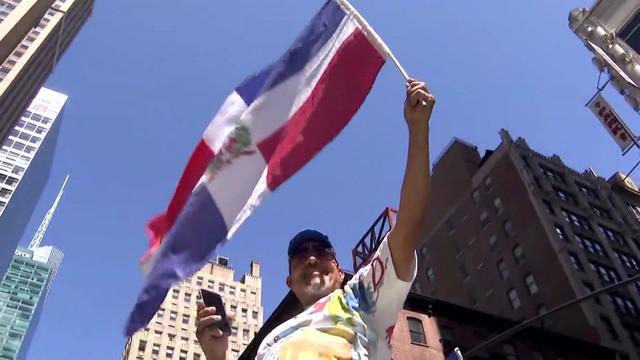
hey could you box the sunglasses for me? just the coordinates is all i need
[289,243,335,263]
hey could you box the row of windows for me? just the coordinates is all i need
[408,314,559,360]
[608,293,639,318]
[561,209,591,231]
[137,339,199,360]
[504,273,538,309]
[538,163,601,201]
[168,287,259,321]
[8,129,42,146]
[187,276,258,299]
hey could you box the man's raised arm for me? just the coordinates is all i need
[388,78,435,281]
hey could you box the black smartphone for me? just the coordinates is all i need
[200,289,232,336]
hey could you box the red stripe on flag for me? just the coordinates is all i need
[258,30,385,190]
[144,140,214,259]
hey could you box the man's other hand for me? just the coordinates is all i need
[195,301,233,360]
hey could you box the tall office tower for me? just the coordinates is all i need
[415,130,640,359]
[0,245,63,360]
[0,175,66,359]
[0,0,93,141]
[0,87,65,274]
[122,257,263,360]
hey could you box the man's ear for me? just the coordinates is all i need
[286,275,293,289]
[338,268,345,283]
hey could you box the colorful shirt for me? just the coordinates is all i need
[257,236,417,359]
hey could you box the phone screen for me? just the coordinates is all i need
[200,289,232,335]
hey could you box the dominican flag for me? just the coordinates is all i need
[125,0,388,335]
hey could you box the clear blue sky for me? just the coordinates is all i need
[19,0,640,358]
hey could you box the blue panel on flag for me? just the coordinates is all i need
[237,0,347,107]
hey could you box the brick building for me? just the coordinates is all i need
[240,288,616,359]
[240,204,617,359]
[121,257,263,360]
[415,130,640,359]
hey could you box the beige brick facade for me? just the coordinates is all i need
[121,258,263,360]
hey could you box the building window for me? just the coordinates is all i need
[536,304,547,315]
[165,346,174,358]
[575,234,606,257]
[497,259,509,280]
[241,308,248,321]
[508,288,520,309]
[240,288,246,299]
[609,294,639,317]
[512,245,524,265]
[620,10,640,54]
[614,250,640,271]
[407,317,427,345]
[554,187,576,204]
[182,314,190,325]
[591,204,612,219]
[525,273,539,295]
[583,282,600,304]
[207,280,214,289]
[494,197,504,213]
[231,326,237,336]
[598,225,627,246]
[218,284,225,293]
[561,209,592,230]
[577,182,599,199]
[542,200,555,215]
[488,234,497,251]
[480,211,490,228]
[252,310,258,320]
[138,340,146,353]
[184,292,192,303]
[472,190,481,204]
[152,344,160,356]
[540,165,565,184]
[426,267,435,282]
[502,343,518,360]
[590,262,621,283]
[170,311,177,321]
[243,328,250,340]
[179,349,187,360]
[600,315,620,341]
[230,286,236,296]
[157,308,164,318]
[484,176,493,190]
[196,277,203,286]
[503,220,514,237]
[568,252,584,271]
[554,224,567,241]
[171,288,179,300]
[627,203,640,221]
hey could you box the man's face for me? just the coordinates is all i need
[286,241,344,307]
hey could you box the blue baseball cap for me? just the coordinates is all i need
[287,229,335,260]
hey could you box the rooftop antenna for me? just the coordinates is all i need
[28,175,69,250]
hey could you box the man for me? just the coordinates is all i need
[196,78,434,359]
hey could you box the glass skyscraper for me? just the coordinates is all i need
[0,87,67,275]
[0,245,62,359]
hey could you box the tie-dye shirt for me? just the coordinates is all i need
[257,235,417,359]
